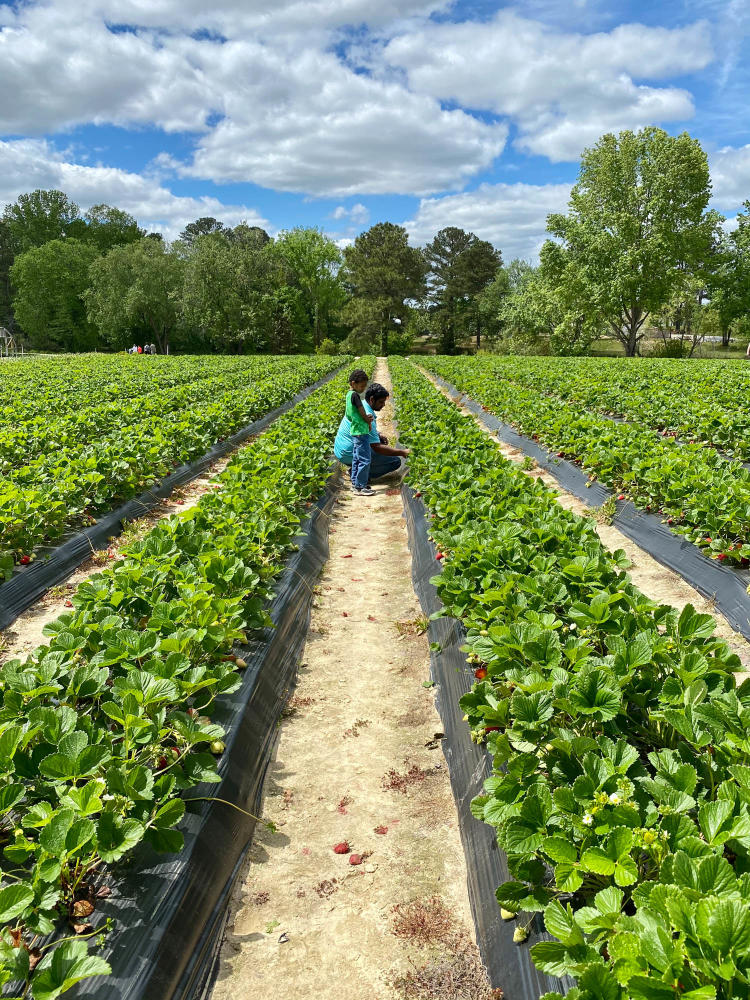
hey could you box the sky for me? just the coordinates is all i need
[1,0,749,260]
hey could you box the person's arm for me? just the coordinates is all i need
[378,433,389,444]
[352,391,374,425]
[371,442,409,457]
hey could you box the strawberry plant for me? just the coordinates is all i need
[0,354,348,573]
[391,357,750,1000]
[0,359,372,997]
[422,356,750,566]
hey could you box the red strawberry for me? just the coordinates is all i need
[617,494,625,501]
[474,667,488,680]
[333,842,350,854]
[374,825,388,835]
[158,756,168,770]
[342,612,349,618]
[485,726,501,733]
[718,553,728,562]
[64,600,73,608]
[349,854,363,866]
[19,555,30,565]
[436,552,444,560]
[667,519,674,526]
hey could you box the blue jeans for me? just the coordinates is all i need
[369,452,401,481]
[351,435,372,490]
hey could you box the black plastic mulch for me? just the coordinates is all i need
[0,367,343,632]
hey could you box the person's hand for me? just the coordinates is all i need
[379,434,389,444]
[366,412,375,425]
[399,447,410,457]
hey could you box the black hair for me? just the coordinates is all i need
[365,382,389,404]
[349,368,368,384]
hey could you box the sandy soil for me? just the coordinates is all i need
[210,360,496,1000]
[419,367,750,673]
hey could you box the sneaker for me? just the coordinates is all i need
[356,486,375,496]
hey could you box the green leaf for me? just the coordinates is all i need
[0,883,34,922]
[151,798,185,829]
[96,814,145,863]
[544,899,583,947]
[31,939,111,1000]
[39,809,75,855]
[543,837,577,864]
[699,799,734,845]
[708,898,750,955]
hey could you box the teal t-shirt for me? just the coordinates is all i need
[334,402,379,465]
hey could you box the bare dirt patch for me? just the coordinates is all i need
[209,359,491,999]
[422,369,750,672]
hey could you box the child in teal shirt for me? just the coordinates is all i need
[346,368,374,496]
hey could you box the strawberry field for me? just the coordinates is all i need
[422,356,750,567]
[0,354,344,574]
[0,358,368,998]
[392,356,750,1000]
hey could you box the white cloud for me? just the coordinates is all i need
[0,1,506,196]
[710,144,750,208]
[167,42,507,196]
[385,12,713,161]
[0,139,269,240]
[403,181,572,261]
[332,203,370,224]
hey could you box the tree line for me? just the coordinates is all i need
[0,193,502,356]
[2,126,748,358]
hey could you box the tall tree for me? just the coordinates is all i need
[706,201,750,347]
[0,220,16,336]
[83,204,144,252]
[11,239,99,351]
[179,217,229,248]
[181,233,279,352]
[272,227,345,347]
[2,189,83,251]
[423,227,501,352]
[86,238,183,354]
[341,223,426,354]
[547,127,719,356]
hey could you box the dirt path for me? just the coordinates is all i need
[209,360,495,1000]
[419,367,750,672]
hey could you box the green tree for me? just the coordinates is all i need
[706,201,750,347]
[10,239,99,351]
[83,204,144,253]
[86,238,183,354]
[179,217,230,248]
[181,233,279,352]
[0,219,16,337]
[272,227,345,347]
[341,222,426,354]
[423,227,501,352]
[2,189,83,251]
[547,127,719,356]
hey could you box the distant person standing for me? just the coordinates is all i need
[150,343,157,355]
[746,341,750,360]
[137,345,143,354]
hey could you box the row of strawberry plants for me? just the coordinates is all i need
[0,360,367,999]
[475,357,750,461]
[421,357,750,567]
[0,354,253,425]
[0,358,277,471]
[391,356,750,1000]
[1,355,346,567]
